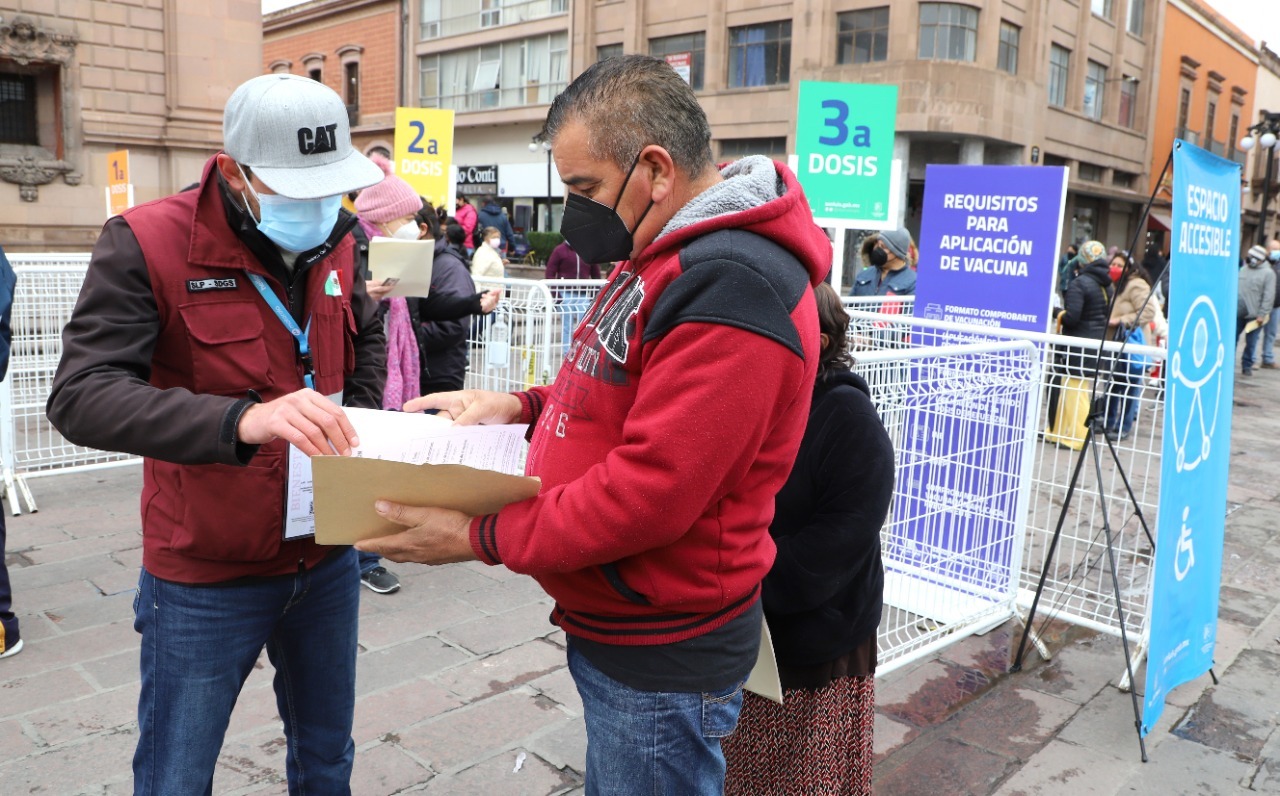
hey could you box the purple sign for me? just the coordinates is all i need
[913,165,1068,332]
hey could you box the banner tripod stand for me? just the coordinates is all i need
[1008,151,1179,764]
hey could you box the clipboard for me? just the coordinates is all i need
[311,457,540,545]
[744,616,784,704]
[368,237,434,298]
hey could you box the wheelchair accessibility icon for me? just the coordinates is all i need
[1168,296,1226,473]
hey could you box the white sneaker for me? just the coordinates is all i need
[0,638,23,659]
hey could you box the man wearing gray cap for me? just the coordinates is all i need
[47,74,387,794]
[851,227,917,297]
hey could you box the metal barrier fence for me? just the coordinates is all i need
[857,340,1040,675]
[847,308,1168,680]
[1,256,137,513]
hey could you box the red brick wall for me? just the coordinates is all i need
[263,2,401,122]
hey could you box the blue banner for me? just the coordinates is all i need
[913,165,1068,333]
[1142,141,1239,735]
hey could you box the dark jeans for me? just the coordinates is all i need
[0,509,17,652]
[1239,316,1262,369]
[357,550,382,575]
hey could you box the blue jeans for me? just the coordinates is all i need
[568,641,745,796]
[1239,318,1263,369]
[1105,368,1142,435]
[132,548,359,795]
[357,550,382,575]
[0,509,17,651]
[1261,311,1280,365]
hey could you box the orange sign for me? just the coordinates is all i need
[106,149,131,217]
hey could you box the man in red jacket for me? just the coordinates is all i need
[361,55,831,794]
[48,74,385,794]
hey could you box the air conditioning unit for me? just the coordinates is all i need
[423,21,440,38]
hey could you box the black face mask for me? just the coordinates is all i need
[869,246,889,267]
[560,153,654,264]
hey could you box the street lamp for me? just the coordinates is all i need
[1240,111,1280,244]
[528,135,553,232]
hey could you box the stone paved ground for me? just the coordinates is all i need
[3,366,1280,794]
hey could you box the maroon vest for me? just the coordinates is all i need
[124,155,358,583]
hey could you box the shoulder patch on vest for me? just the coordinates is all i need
[187,277,239,292]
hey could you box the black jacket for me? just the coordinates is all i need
[761,368,894,667]
[413,239,475,393]
[476,201,516,251]
[1059,260,1115,375]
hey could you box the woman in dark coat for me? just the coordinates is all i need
[723,282,895,796]
[1046,240,1115,431]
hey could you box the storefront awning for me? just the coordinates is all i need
[1147,210,1172,232]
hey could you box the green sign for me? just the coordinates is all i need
[795,81,898,228]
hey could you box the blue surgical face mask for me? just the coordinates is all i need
[1270,250,1280,264]
[238,165,341,252]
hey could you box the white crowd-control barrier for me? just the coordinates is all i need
[846,306,1168,680]
[2,256,137,514]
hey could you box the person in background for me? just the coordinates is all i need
[455,196,478,253]
[545,238,601,357]
[46,73,385,793]
[850,227,916,297]
[0,245,18,660]
[476,194,515,253]
[415,222,477,395]
[723,282,893,796]
[1046,240,1114,432]
[1238,243,1276,377]
[471,226,507,294]
[1058,242,1079,296]
[1256,238,1280,370]
[1103,254,1156,442]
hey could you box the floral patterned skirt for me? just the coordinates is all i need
[723,675,875,796]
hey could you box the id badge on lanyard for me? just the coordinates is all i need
[247,273,315,390]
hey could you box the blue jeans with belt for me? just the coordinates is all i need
[568,640,745,796]
[132,547,359,795]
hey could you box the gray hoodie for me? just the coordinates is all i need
[1239,256,1276,320]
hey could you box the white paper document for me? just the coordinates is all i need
[367,237,434,298]
[284,408,528,540]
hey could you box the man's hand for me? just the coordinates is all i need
[365,280,393,301]
[404,390,521,426]
[355,502,477,565]
[480,289,502,314]
[237,388,359,456]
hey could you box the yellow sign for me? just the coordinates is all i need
[393,107,455,209]
[106,149,131,217]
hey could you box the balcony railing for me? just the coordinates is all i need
[1231,148,1248,166]
[421,81,567,112]
[421,0,568,41]
[1175,126,1200,145]
[1207,138,1226,157]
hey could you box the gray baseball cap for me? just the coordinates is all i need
[223,74,383,199]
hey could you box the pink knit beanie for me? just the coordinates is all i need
[354,154,422,223]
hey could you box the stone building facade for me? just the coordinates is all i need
[0,1,261,252]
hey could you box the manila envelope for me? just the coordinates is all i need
[312,456,541,545]
[744,616,784,705]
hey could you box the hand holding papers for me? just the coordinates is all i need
[367,237,434,298]
[284,407,539,544]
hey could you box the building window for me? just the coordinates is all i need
[1049,45,1069,108]
[1078,162,1104,182]
[1229,112,1240,158]
[1119,76,1137,128]
[428,33,569,112]
[309,68,322,82]
[1091,0,1112,19]
[419,54,439,107]
[1205,98,1217,146]
[718,137,788,159]
[421,0,441,38]
[728,21,791,88]
[1177,87,1191,132]
[650,33,706,90]
[303,53,325,83]
[997,21,1019,75]
[918,3,978,62]
[480,0,502,28]
[344,61,359,118]
[597,44,623,62]
[1112,170,1136,189]
[836,7,889,65]
[0,72,37,145]
[1127,0,1144,36]
[1084,60,1106,120]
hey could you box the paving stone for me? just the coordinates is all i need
[0,726,136,793]
[0,619,137,683]
[992,739,1140,795]
[1019,632,1122,705]
[358,595,484,650]
[1248,728,1280,792]
[525,717,587,774]
[43,590,135,633]
[1221,541,1280,597]
[25,685,137,746]
[1056,689,1179,762]
[81,648,141,690]
[527,666,583,717]
[8,554,131,591]
[458,574,550,614]
[356,635,472,696]
[0,718,38,759]
[422,747,580,795]
[874,736,1018,796]
[89,566,143,597]
[352,740,434,795]
[398,561,507,595]
[877,658,999,728]
[1119,735,1255,795]
[873,712,919,761]
[0,664,97,719]
[224,682,285,740]
[4,573,102,612]
[433,638,565,702]
[438,601,557,656]
[352,678,462,746]
[947,686,1080,760]
[1172,683,1277,760]
[1216,585,1276,629]
[216,725,289,793]
[23,531,141,565]
[398,689,573,774]
[1217,647,1280,701]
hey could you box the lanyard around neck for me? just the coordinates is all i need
[247,272,314,390]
